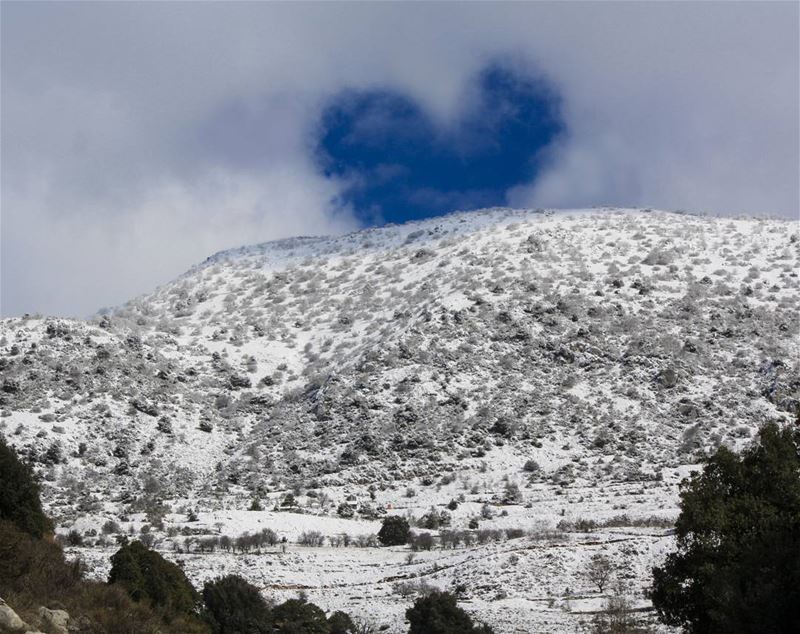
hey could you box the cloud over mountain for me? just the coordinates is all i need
[2,2,797,317]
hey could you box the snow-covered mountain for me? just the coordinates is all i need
[1,207,798,631]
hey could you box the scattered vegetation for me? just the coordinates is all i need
[0,441,208,633]
[1,210,798,632]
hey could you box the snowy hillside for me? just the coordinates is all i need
[1,207,798,632]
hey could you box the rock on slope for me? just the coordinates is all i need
[1,207,798,630]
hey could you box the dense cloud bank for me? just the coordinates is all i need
[2,2,797,316]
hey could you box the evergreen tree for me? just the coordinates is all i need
[203,575,272,633]
[0,435,53,537]
[109,540,199,616]
[651,422,800,633]
[377,515,410,546]
[406,591,494,634]
[270,598,331,634]
[327,610,356,634]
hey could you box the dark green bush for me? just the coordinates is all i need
[378,515,410,546]
[651,422,800,633]
[203,574,272,633]
[0,435,53,537]
[109,540,199,616]
[270,598,330,633]
[406,591,494,634]
[328,610,356,634]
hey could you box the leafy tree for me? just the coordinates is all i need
[406,591,494,634]
[651,422,800,633]
[270,598,330,633]
[328,610,356,634]
[0,435,53,537]
[109,540,199,616]
[377,515,410,546]
[203,575,272,633]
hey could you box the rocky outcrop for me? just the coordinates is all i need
[0,597,29,632]
[36,607,69,634]
[0,598,71,634]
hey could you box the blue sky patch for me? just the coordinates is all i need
[316,64,564,225]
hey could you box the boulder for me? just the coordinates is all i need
[0,598,29,631]
[36,607,69,634]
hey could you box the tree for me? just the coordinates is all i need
[651,422,800,633]
[406,591,494,634]
[0,435,53,537]
[270,598,330,634]
[328,610,356,634]
[377,515,410,546]
[109,540,199,615]
[203,575,272,634]
[586,553,613,593]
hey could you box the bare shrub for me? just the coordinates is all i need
[297,531,325,547]
[587,553,614,593]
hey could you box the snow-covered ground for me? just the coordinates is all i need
[3,207,798,631]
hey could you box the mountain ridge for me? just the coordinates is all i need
[177,207,728,281]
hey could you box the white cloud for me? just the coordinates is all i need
[1,164,355,318]
[2,1,797,316]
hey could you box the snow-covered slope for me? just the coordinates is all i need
[1,207,798,631]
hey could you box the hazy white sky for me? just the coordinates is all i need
[2,1,798,317]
